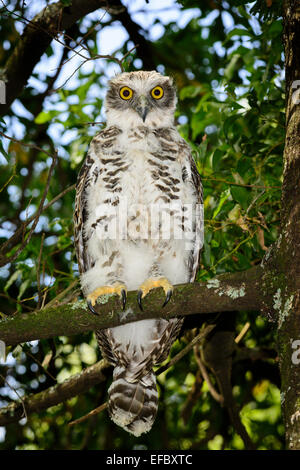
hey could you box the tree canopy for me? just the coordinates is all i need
[0,0,299,451]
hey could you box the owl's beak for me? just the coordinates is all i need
[135,95,150,122]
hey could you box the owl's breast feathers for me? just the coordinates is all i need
[86,125,201,203]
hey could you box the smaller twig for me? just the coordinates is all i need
[193,346,224,404]
[0,165,17,193]
[202,177,281,190]
[199,232,256,278]
[0,183,75,261]
[0,293,35,311]
[36,233,45,309]
[76,9,108,46]
[81,121,105,127]
[43,279,79,309]
[0,151,57,267]
[68,402,108,427]
[0,372,27,421]
[155,324,215,376]
[246,189,265,215]
[39,184,76,214]
[0,359,111,426]
[23,348,57,383]
[40,288,47,310]
[0,131,56,160]
[54,45,138,91]
[62,9,108,56]
[235,322,251,344]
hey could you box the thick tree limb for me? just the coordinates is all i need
[0,265,264,346]
[0,359,111,426]
[110,0,156,70]
[276,0,300,450]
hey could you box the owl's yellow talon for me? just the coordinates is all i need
[87,283,127,312]
[137,277,174,311]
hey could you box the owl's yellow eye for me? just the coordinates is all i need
[119,86,133,100]
[151,86,164,100]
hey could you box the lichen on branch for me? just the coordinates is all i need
[0,266,264,346]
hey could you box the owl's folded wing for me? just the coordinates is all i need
[73,153,96,275]
[179,140,204,282]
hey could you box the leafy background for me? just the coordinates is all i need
[0,0,285,449]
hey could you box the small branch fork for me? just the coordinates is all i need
[0,131,77,269]
[0,140,57,268]
[53,45,139,91]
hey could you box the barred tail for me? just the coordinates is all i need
[108,366,158,437]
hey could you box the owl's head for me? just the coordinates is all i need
[105,70,177,128]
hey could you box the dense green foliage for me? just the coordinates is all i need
[0,0,285,449]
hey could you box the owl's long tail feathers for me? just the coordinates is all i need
[108,366,158,437]
[96,318,183,436]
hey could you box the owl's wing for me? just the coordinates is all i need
[73,153,95,275]
[74,151,120,367]
[180,140,204,282]
[74,125,124,278]
[152,317,184,365]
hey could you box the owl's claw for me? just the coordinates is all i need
[162,289,173,308]
[87,300,98,315]
[121,289,127,311]
[137,290,144,311]
[137,277,173,311]
[86,283,127,314]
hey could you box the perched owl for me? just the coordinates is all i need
[74,70,203,437]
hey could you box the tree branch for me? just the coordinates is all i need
[0,325,215,427]
[276,0,300,450]
[0,0,117,115]
[0,265,264,346]
[110,0,156,70]
[0,359,111,426]
[0,147,57,267]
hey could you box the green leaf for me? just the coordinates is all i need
[224,28,254,44]
[223,115,240,139]
[35,110,60,124]
[268,20,282,37]
[236,158,253,179]
[202,240,211,266]
[224,54,242,80]
[212,149,223,171]
[0,140,9,160]
[213,188,230,219]
[179,85,203,100]
[4,270,21,292]
[230,186,251,210]
[18,278,30,300]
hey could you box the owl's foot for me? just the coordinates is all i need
[137,277,173,311]
[87,283,127,315]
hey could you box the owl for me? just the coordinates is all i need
[74,70,203,437]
